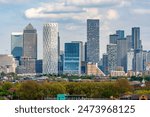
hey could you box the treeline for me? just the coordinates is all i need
[0,79,132,100]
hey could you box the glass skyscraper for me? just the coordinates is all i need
[11,32,23,60]
[116,30,124,39]
[117,38,128,72]
[64,41,83,75]
[43,23,59,74]
[132,27,141,50]
[23,23,37,59]
[109,34,118,44]
[87,19,100,63]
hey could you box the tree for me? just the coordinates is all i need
[16,81,43,100]
[115,78,132,95]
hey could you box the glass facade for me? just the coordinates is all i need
[11,32,23,60]
[64,42,82,74]
[87,19,100,63]
[116,30,124,39]
[132,27,141,50]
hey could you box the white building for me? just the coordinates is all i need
[43,23,59,74]
[0,55,17,73]
[127,49,134,71]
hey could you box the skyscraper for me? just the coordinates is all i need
[116,30,124,39]
[63,41,83,75]
[84,42,87,62]
[127,49,134,71]
[135,49,143,72]
[107,44,117,73]
[102,53,108,75]
[17,23,37,74]
[23,23,37,59]
[109,34,118,44]
[11,32,23,60]
[87,19,100,63]
[43,23,59,74]
[126,35,132,50]
[117,38,128,72]
[132,27,141,50]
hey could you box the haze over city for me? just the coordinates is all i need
[0,0,149,59]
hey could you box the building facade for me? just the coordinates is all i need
[132,27,141,50]
[117,38,128,72]
[0,55,17,73]
[102,54,108,75]
[63,41,83,75]
[127,49,134,71]
[126,35,132,50]
[116,30,124,39]
[87,19,100,63]
[23,23,37,59]
[109,34,118,44]
[43,23,59,74]
[11,32,23,61]
[107,44,117,73]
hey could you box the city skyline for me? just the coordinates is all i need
[0,0,149,59]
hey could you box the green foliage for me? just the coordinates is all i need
[135,90,150,95]
[0,79,133,100]
[2,82,13,91]
[115,78,132,94]
[42,82,66,98]
[16,81,43,100]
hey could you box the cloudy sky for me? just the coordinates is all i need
[0,0,149,59]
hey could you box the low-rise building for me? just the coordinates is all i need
[0,54,17,73]
[87,63,105,76]
[110,71,126,77]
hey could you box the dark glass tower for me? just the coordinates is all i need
[11,32,23,61]
[87,19,100,63]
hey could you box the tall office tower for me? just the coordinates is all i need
[58,51,64,75]
[116,30,124,39]
[109,34,118,44]
[107,44,117,73]
[36,59,43,74]
[18,23,37,74]
[132,27,141,50]
[143,50,147,71]
[84,42,87,62]
[58,32,60,58]
[23,23,37,59]
[102,54,108,75]
[117,38,128,72]
[135,50,143,72]
[11,32,23,61]
[43,23,59,74]
[87,19,100,63]
[63,41,83,75]
[126,35,132,50]
[127,49,134,71]
[147,51,150,63]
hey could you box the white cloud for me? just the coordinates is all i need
[133,9,150,14]
[66,0,131,7]
[0,0,30,3]
[25,0,122,21]
[25,2,102,20]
